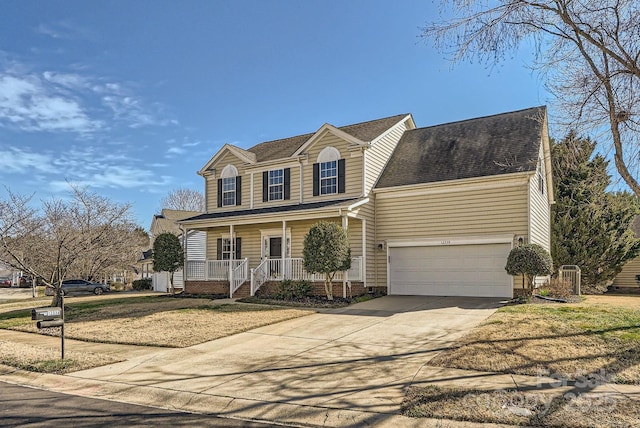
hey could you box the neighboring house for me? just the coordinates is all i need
[179,107,553,299]
[137,209,205,292]
[612,217,640,289]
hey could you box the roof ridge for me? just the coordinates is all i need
[249,113,409,150]
[410,106,546,132]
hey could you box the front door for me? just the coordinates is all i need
[269,237,282,259]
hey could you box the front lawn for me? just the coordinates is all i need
[428,297,640,384]
[0,296,314,347]
[0,295,313,373]
[403,296,640,427]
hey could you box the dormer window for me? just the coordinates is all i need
[320,160,337,195]
[217,164,242,207]
[313,147,345,196]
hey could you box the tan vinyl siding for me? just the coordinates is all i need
[303,132,363,201]
[289,218,362,258]
[374,181,529,287]
[364,121,408,195]
[205,151,249,213]
[613,257,640,288]
[206,225,263,270]
[251,166,301,209]
[204,219,362,271]
[529,148,551,251]
[358,200,377,285]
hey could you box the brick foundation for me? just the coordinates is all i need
[185,281,229,295]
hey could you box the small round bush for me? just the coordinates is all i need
[505,243,553,290]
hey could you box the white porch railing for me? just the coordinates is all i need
[188,257,363,296]
[186,260,244,281]
[249,256,363,296]
[230,258,249,297]
[251,258,269,296]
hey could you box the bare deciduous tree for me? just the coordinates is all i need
[422,0,640,195]
[0,186,144,306]
[160,188,205,212]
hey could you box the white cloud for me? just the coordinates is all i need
[0,59,177,134]
[0,143,173,194]
[50,166,172,191]
[166,147,186,156]
[0,147,53,173]
[35,21,92,41]
[0,74,101,133]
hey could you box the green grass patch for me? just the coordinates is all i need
[498,304,640,342]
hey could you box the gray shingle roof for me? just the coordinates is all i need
[181,198,359,222]
[375,106,546,189]
[248,114,409,162]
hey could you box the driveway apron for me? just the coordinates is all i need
[66,296,500,425]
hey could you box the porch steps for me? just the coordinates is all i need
[231,282,251,298]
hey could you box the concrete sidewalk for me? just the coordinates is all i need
[1,296,638,427]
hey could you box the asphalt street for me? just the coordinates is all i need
[0,381,277,427]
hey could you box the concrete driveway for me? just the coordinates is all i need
[55,295,500,426]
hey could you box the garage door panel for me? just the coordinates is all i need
[389,243,512,298]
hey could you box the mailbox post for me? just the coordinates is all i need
[32,294,65,359]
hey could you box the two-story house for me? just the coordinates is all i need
[179,106,553,299]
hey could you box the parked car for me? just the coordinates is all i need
[0,277,11,287]
[44,279,110,296]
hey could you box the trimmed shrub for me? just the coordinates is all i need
[132,278,152,291]
[505,244,553,294]
[274,279,313,300]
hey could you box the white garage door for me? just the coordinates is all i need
[389,243,512,297]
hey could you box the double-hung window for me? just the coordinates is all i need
[222,177,236,206]
[221,238,232,260]
[268,169,284,201]
[320,160,337,195]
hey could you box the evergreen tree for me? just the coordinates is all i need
[153,232,184,294]
[551,132,640,293]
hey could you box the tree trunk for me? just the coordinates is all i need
[324,274,333,300]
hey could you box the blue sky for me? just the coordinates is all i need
[0,0,547,228]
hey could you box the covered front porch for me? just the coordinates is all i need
[179,198,369,298]
[186,256,363,297]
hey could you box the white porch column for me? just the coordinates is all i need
[229,224,234,297]
[281,220,286,260]
[281,220,287,278]
[362,219,367,287]
[183,227,188,282]
[342,215,348,298]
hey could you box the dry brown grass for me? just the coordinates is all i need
[429,297,640,385]
[4,296,314,348]
[0,295,313,373]
[0,340,122,374]
[403,385,640,427]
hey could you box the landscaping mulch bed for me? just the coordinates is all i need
[237,294,376,308]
